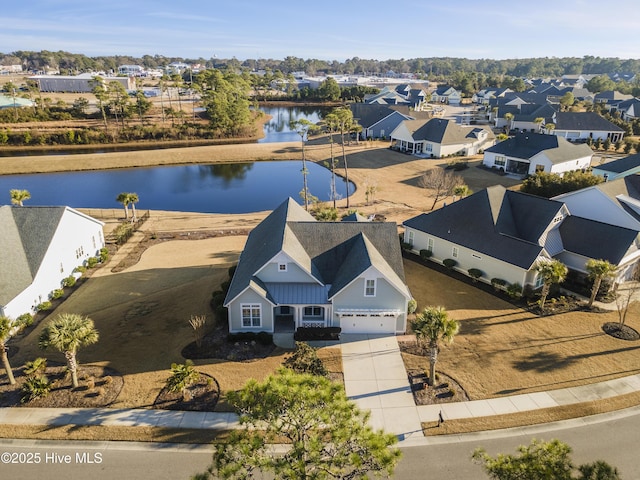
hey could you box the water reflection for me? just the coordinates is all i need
[258,106,328,143]
[0,161,353,214]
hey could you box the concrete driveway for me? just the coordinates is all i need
[340,334,422,440]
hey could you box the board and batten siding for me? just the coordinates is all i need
[256,254,318,283]
[3,208,104,319]
[529,152,591,176]
[227,288,274,333]
[332,275,408,333]
[405,227,530,287]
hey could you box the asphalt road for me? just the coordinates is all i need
[2,407,639,479]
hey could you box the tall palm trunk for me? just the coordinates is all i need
[302,144,309,211]
[329,132,337,209]
[588,276,602,308]
[428,341,438,387]
[1,343,16,385]
[65,350,79,388]
[340,127,350,208]
[539,284,550,312]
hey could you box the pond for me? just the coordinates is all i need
[258,106,328,143]
[0,161,354,214]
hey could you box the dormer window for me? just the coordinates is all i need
[278,263,287,272]
[365,279,376,297]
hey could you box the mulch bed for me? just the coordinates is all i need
[181,324,276,361]
[0,365,123,408]
[399,341,470,405]
[153,373,221,412]
[602,322,640,341]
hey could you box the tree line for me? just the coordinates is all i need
[3,50,640,80]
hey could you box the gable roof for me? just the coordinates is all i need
[396,118,493,145]
[485,132,592,163]
[403,186,563,269]
[350,103,412,128]
[225,199,409,305]
[594,154,640,174]
[558,216,639,264]
[0,206,66,305]
[553,112,624,132]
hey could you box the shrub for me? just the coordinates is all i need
[507,282,523,299]
[73,265,87,274]
[50,288,64,300]
[227,332,273,345]
[284,341,328,376]
[407,298,418,315]
[15,313,34,330]
[62,275,77,287]
[211,293,226,309]
[102,375,113,385]
[443,258,457,269]
[21,376,52,403]
[24,357,47,377]
[220,280,231,294]
[294,327,341,341]
[491,278,507,290]
[228,264,237,278]
[468,268,483,281]
[99,247,109,263]
[215,305,228,322]
[419,249,433,260]
[86,257,99,268]
[401,241,413,251]
[166,361,201,401]
[36,301,52,312]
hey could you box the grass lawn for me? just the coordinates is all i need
[404,258,640,400]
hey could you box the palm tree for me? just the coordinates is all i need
[411,306,459,386]
[289,119,315,211]
[166,361,201,401]
[333,107,355,208]
[38,313,99,388]
[503,112,514,133]
[116,192,130,219]
[127,193,139,221]
[545,123,556,134]
[323,112,340,209]
[585,259,617,308]
[534,117,544,132]
[535,259,568,312]
[0,316,16,385]
[10,189,31,206]
[453,184,471,200]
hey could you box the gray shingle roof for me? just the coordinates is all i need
[559,216,639,264]
[485,132,592,164]
[554,112,624,132]
[595,154,640,174]
[0,206,66,306]
[350,103,411,128]
[224,198,409,306]
[399,118,493,145]
[403,186,563,269]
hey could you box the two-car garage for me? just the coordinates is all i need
[336,310,401,334]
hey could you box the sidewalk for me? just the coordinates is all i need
[2,335,640,444]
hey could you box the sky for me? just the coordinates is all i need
[2,0,639,62]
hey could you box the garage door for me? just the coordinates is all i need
[340,314,396,334]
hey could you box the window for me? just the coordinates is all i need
[534,275,544,289]
[425,143,433,153]
[535,164,545,172]
[427,238,434,253]
[278,263,287,272]
[407,231,414,245]
[365,279,376,297]
[241,304,261,328]
[60,262,64,273]
[92,236,96,249]
[452,247,459,258]
[495,155,506,166]
[304,306,322,317]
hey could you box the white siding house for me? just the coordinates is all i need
[0,206,105,320]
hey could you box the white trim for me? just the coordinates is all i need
[278,262,288,272]
[364,278,376,297]
[224,282,277,307]
[241,303,262,328]
[253,249,323,286]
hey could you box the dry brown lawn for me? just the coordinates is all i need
[404,258,640,400]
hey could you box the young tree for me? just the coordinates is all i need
[418,168,463,210]
[0,316,16,385]
[473,438,620,480]
[289,118,317,210]
[614,264,640,327]
[585,259,617,308]
[90,76,109,131]
[116,192,130,219]
[199,369,401,480]
[10,188,31,206]
[38,313,99,388]
[535,259,568,312]
[411,306,459,386]
[127,192,139,221]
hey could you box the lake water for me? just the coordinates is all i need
[258,106,328,143]
[0,161,353,214]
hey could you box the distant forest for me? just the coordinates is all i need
[2,50,640,80]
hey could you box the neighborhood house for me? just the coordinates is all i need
[0,206,105,320]
[224,198,411,335]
